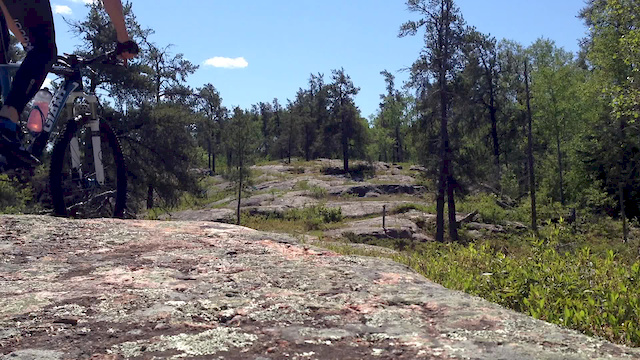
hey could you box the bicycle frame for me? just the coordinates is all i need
[0,62,106,185]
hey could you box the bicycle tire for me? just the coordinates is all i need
[50,118,127,218]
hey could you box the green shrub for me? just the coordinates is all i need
[457,194,508,224]
[309,186,328,199]
[389,224,640,347]
[284,204,343,230]
[0,174,33,214]
[295,180,310,190]
[393,202,434,214]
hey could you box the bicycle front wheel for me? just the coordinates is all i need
[50,118,127,218]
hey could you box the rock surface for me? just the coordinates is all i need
[324,216,421,240]
[2,215,639,359]
[325,201,413,218]
[159,208,235,223]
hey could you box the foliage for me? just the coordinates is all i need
[0,175,32,214]
[242,204,343,233]
[224,107,261,224]
[284,204,343,230]
[370,71,411,163]
[578,0,640,221]
[295,181,328,199]
[116,103,201,210]
[193,84,226,174]
[399,225,640,346]
[329,217,640,347]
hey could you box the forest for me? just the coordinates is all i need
[1,0,640,347]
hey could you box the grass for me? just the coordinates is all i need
[242,204,344,233]
[242,216,308,234]
[393,202,436,214]
[322,214,640,348]
[294,180,328,199]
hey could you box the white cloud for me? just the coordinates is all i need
[204,57,248,69]
[53,5,72,15]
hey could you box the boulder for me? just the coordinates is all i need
[329,184,426,197]
[324,216,421,240]
[325,201,413,218]
[464,222,506,233]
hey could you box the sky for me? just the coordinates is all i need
[47,0,588,119]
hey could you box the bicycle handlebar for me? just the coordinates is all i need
[51,50,124,77]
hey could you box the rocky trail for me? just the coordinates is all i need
[2,215,639,359]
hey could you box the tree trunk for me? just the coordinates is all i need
[395,125,403,163]
[556,130,564,205]
[434,0,458,242]
[146,184,154,209]
[207,137,213,174]
[212,151,216,175]
[447,173,457,241]
[287,131,292,164]
[490,103,500,187]
[524,60,537,233]
[237,164,243,226]
[342,105,349,173]
[442,1,457,242]
[620,118,628,243]
[304,125,312,161]
[342,127,349,173]
[436,167,446,242]
[619,181,628,243]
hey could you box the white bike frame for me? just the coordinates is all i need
[0,62,105,184]
[50,84,105,185]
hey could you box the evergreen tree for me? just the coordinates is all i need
[226,107,260,225]
[195,84,225,174]
[328,68,360,172]
[374,70,409,163]
[400,0,467,242]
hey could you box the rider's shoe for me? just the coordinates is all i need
[0,117,40,168]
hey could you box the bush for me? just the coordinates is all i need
[284,204,343,230]
[457,194,508,224]
[309,186,328,199]
[295,180,310,190]
[393,225,640,347]
[0,174,33,214]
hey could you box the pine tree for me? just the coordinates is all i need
[400,0,467,242]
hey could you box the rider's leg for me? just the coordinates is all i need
[0,0,57,125]
[0,1,55,166]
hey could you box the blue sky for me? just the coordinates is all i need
[49,0,588,119]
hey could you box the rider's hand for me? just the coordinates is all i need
[116,40,139,67]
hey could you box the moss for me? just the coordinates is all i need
[0,294,51,316]
[110,328,258,358]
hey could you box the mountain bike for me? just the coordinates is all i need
[0,50,128,218]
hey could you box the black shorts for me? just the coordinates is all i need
[0,0,57,113]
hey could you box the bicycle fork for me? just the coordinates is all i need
[68,94,105,186]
